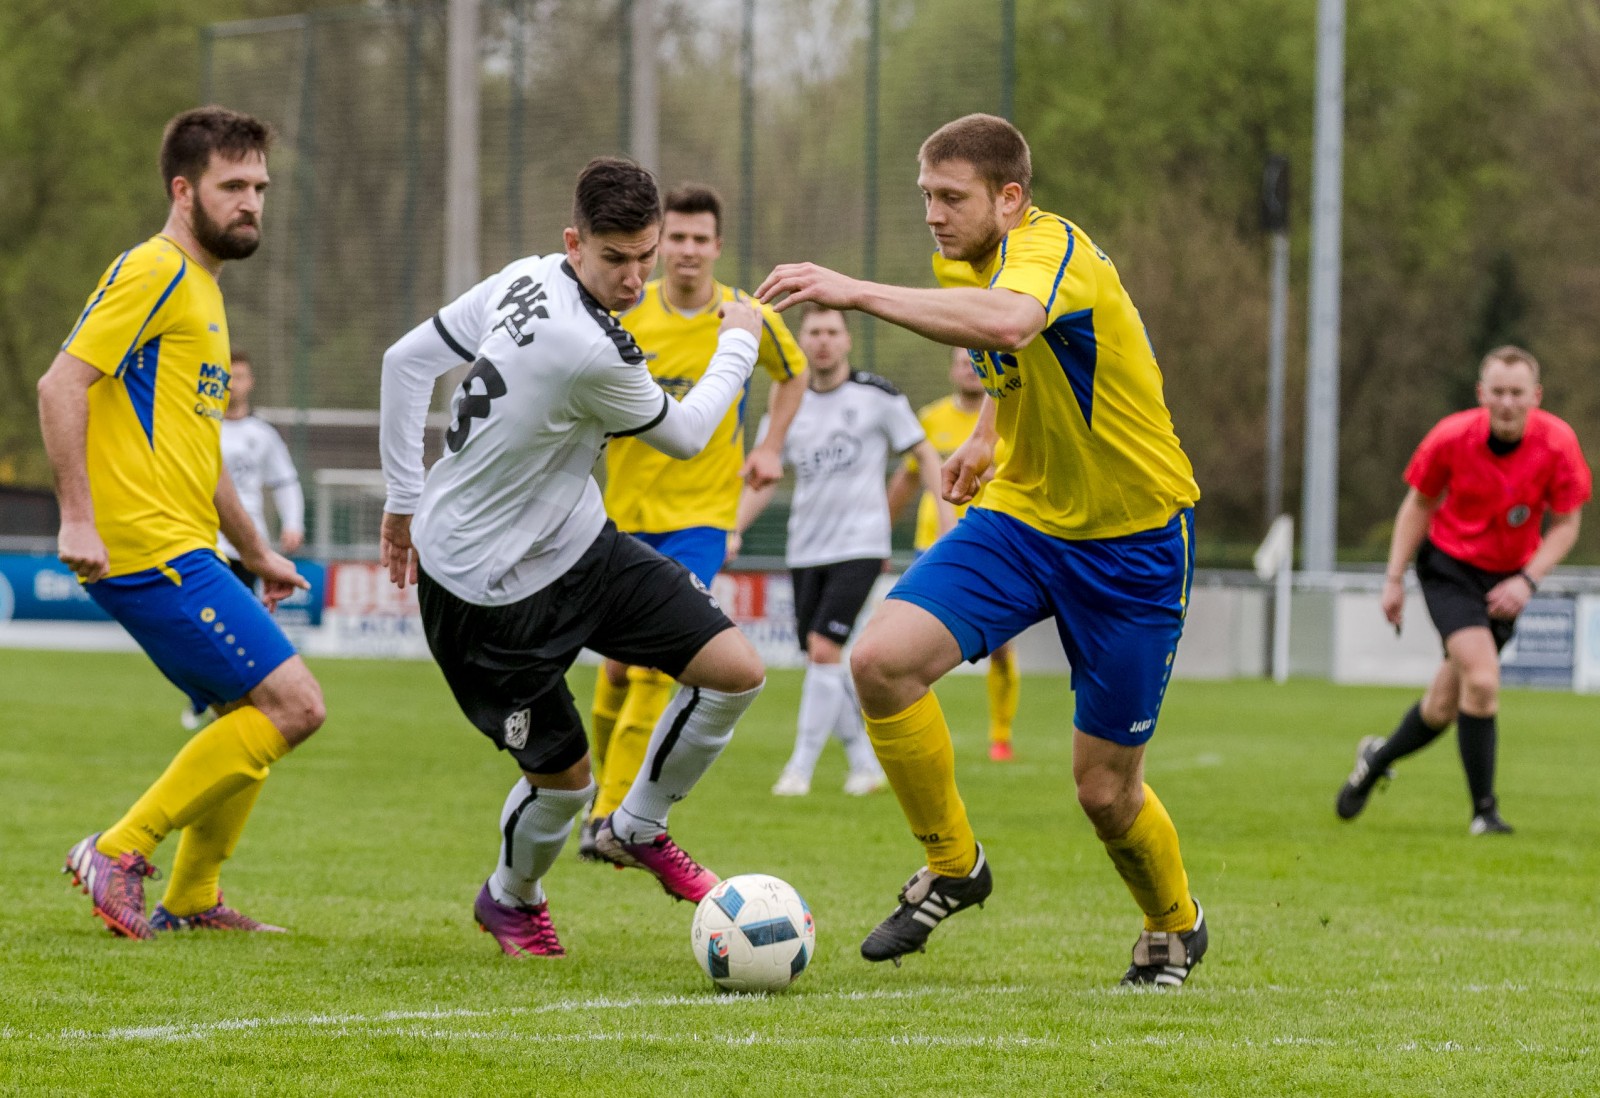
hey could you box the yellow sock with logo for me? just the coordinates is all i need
[1102,783,1197,933]
[986,655,1019,745]
[589,671,630,788]
[97,707,290,859]
[864,691,977,877]
[590,667,676,821]
[160,777,266,916]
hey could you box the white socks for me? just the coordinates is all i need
[488,778,594,909]
[782,662,881,782]
[613,681,764,842]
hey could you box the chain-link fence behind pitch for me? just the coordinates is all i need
[204,0,1010,551]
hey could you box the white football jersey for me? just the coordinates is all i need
[381,253,757,606]
[217,414,302,559]
[764,372,926,568]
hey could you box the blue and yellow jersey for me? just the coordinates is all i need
[605,279,806,533]
[933,207,1199,540]
[62,235,233,576]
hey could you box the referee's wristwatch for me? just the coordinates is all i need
[1517,570,1538,592]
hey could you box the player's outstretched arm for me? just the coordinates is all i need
[37,351,109,582]
[885,459,919,524]
[380,319,471,518]
[633,303,761,459]
[756,262,1045,352]
[1382,487,1441,629]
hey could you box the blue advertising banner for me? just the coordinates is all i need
[0,553,325,627]
[0,555,111,622]
[1501,594,1576,689]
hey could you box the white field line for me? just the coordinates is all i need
[34,986,1025,1044]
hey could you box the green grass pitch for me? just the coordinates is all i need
[2,649,1597,1095]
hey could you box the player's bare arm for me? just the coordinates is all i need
[742,374,805,489]
[885,459,919,523]
[37,351,110,582]
[729,479,781,562]
[941,395,999,505]
[379,511,419,590]
[1382,487,1443,628]
[908,439,958,534]
[755,265,1045,353]
[217,465,307,610]
[1486,507,1582,620]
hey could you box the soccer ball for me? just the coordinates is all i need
[690,874,815,993]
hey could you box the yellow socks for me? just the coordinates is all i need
[590,667,676,820]
[97,706,290,860]
[589,671,630,786]
[865,691,976,877]
[1102,783,1197,933]
[160,778,265,916]
[986,654,1019,745]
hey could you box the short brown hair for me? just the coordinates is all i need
[664,184,723,235]
[1481,345,1541,381]
[572,157,661,236]
[918,113,1031,198]
[230,348,252,367]
[160,106,272,199]
[799,303,847,328]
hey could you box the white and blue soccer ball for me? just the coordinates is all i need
[690,874,815,993]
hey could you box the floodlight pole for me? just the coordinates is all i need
[1301,0,1345,575]
[1262,155,1291,530]
[629,0,660,177]
[444,0,481,299]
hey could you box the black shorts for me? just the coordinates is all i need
[1415,539,1519,653]
[228,558,257,590]
[791,558,883,652]
[417,521,735,773]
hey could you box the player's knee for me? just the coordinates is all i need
[1458,664,1500,713]
[712,644,765,695]
[849,638,897,703]
[1076,774,1139,837]
[275,681,327,744]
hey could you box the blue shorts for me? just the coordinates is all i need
[888,507,1194,747]
[630,527,727,587]
[87,548,297,711]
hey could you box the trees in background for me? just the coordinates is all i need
[2,0,1595,561]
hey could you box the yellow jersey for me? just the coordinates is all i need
[933,208,1199,540]
[605,280,806,532]
[62,235,233,576]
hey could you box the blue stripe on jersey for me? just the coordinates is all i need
[735,375,751,444]
[1044,223,1076,313]
[760,315,794,377]
[116,254,188,370]
[986,235,1010,288]
[63,250,133,351]
[1041,309,1097,428]
[124,337,161,447]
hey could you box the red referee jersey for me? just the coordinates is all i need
[1405,407,1592,572]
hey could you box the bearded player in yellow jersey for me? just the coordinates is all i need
[759,114,1206,986]
[580,185,808,857]
[887,346,1021,762]
[38,108,326,940]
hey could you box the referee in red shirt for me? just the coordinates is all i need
[1337,346,1591,834]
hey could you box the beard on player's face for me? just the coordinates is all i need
[191,196,261,261]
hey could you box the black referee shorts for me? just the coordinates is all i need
[791,557,884,653]
[1415,539,1520,654]
[417,521,736,774]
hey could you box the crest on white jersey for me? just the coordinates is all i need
[503,709,531,750]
